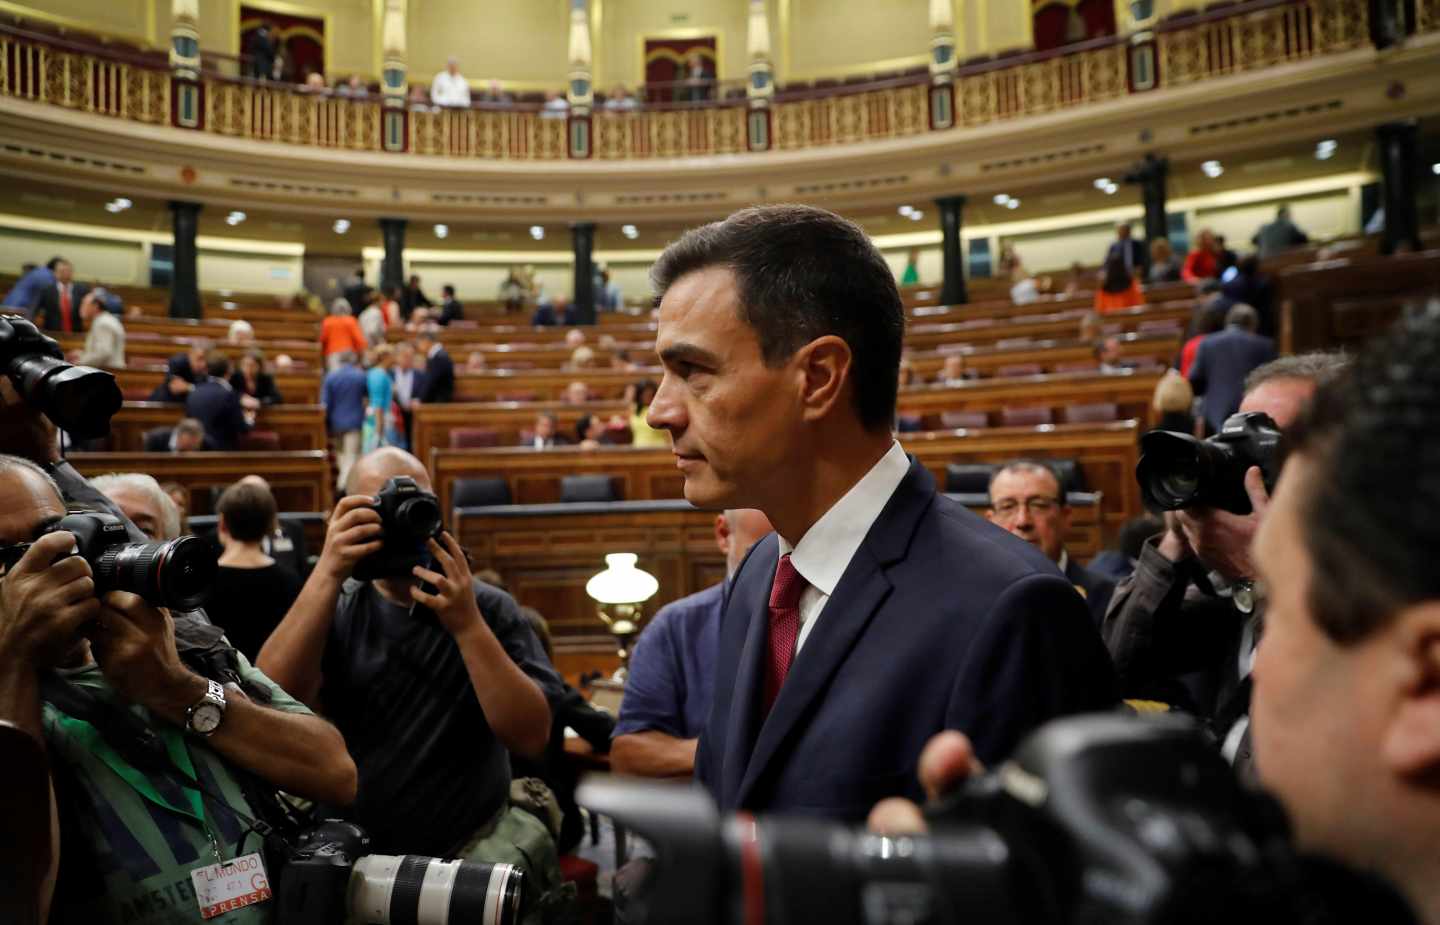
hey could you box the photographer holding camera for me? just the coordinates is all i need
[1104,352,1346,776]
[257,447,570,923]
[0,454,357,925]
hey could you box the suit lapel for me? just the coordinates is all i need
[720,539,778,807]
[734,460,936,807]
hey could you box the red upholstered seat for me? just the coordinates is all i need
[996,363,1043,377]
[1063,402,1119,424]
[449,428,500,448]
[237,430,281,450]
[940,410,989,429]
[1001,406,1054,427]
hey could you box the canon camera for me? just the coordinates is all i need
[50,511,216,611]
[1136,411,1283,515]
[0,314,122,440]
[352,476,444,581]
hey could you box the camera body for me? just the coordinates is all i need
[1136,411,1282,514]
[352,476,444,581]
[0,314,122,439]
[275,820,524,925]
[52,511,216,610]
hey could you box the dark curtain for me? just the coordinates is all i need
[643,37,716,103]
[1033,0,1117,52]
[241,6,325,83]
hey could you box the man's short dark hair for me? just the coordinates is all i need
[443,284,455,297]
[1286,315,1440,644]
[206,351,232,378]
[45,256,66,271]
[988,459,1064,502]
[650,204,905,431]
[1243,351,1348,395]
[216,480,277,543]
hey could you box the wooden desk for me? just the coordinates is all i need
[59,333,322,369]
[896,368,1163,428]
[904,302,1189,350]
[105,403,326,452]
[65,451,333,516]
[110,366,322,403]
[412,400,630,462]
[907,330,1180,379]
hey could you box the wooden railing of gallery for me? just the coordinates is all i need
[0,0,1379,159]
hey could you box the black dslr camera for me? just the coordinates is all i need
[50,512,216,610]
[579,714,1415,925]
[275,820,524,925]
[1136,411,1283,515]
[0,314,123,439]
[352,476,444,581]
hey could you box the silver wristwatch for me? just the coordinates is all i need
[185,679,227,737]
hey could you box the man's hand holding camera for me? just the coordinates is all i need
[89,590,209,726]
[411,533,484,639]
[1169,467,1271,582]
[0,531,99,669]
[315,494,384,583]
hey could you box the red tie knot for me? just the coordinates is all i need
[769,553,805,612]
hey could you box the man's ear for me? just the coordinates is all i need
[1381,603,1440,777]
[796,335,853,424]
[714,513,731,557]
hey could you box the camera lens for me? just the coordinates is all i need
[395,495,442,540]
[8,354,123,440]
[1138,431,1216,511]
[349,855,523,925]
[94,536,217,610]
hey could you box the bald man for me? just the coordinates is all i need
[258,448,568,921]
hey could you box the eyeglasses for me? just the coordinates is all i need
[991,496,1062,520]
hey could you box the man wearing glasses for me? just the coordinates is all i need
[987,461,1115,627]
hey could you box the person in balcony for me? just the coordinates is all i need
[478,80,513,105]
[248,22,277,81]
[541,91,569,119]
[336,74,367,98]
[679,50,711,103]
[430,56,471,108]
[604,83,640,111]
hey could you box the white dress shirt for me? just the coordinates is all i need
[776,440,910,655]
[430,70,471,107]
[393,366,415,407]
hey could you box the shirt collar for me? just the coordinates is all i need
[777,440,910,596]
[1057,549,1069,573]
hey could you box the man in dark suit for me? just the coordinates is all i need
[143,418,209,452]
[436,284,463,325]
[342,268,370,315]
[524,413,568,449]
[32,259,87,333]
[985,460,1115,627]
[414,327,454,404]
[1189,303,1277,434]
[184,353,252,450]
[1104,223,1148,278]
[147,343,210,402]
[646,205,1115,819]
[400,274,433,322]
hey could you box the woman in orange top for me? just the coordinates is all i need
[320,299,368,369]
[1094,254,1144,314]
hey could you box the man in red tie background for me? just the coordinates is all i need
[646,204,1116,819]
[33,258,87,333]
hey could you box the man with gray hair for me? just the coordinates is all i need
[1188,302,1276,435]
[430,55,471,107]
[88,472,180,540]
[1105,350,1347,779]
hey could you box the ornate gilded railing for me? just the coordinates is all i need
[0,0,1400,161]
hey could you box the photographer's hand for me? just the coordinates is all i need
[315,494,384,582]
[0,532,100,669]
[1174,467,1270,582]
[867,731,984,835]
[410,532,482,637]
[88,592,206,725]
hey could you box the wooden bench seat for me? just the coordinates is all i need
[65,450,333,516]
[58,333,322,369]
[411,400,631,463]
[105,403,326,452]
[110,366,322,404]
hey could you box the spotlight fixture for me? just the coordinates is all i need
[529,225,545,240]
[1102,181,1119,195]
[225,211,247,226]
[1315,139,1338,161]
[898,205,916,217]
[1093,178,1111,190]
[1432,162,1440,175]
[621,224,639,239]
[909,210,924,222]
[1201,160,1224,178]
[333,219,351,234]
[993,193,1011,206]
[1005,199,1020,210]
[433,224,449,239]
[104,197,133,213]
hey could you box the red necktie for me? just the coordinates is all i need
[764,554,805,715]
[59,285,72,332]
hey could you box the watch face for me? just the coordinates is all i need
[191,704,224,735]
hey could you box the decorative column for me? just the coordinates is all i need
[381,0,408,152]
[745,0,774,151]
[936,195,968,306]
[379,218,406,293]
[928,0,957,130]
[1120,0,1161,92]
[169,201,202,319]
[566,0,593,158]
[571,222,597,325]
[169,0,202,129]
[1376,121,1422,255]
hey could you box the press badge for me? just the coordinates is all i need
[190,852,272,919]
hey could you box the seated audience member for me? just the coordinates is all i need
[464,349,488,373]
[227,319,255,347]
[1009,270,1040,305]
[898,359,918,388]
[403,306,431,332]
[208,480,302,662]
[1149,237,1182,283]
[1189,304,1277,435]
[74,291,125,368]
[1104,352,1347,779]
[562,380,591,405]
[160,480,189,530]
[1094,254,1144,313]
[185,353,253,451]
[1182,229,1221,284]
[302,70,327,92]
[541,90,569,118]
[612,509,775,777]
[575,413,606,449]
[531,298,560,327]
[257,448,570,919]
[1180,303,1226,377]
[321,299,368,371]
[479,79,513,105]
[512,606,616,854]
[415,326,455,404]
[401,274,432,321]
[88,472,181,541]
[1088,514,1164,583]
[987,461,1115,627]
[1095,335,1131,373]
[568,346,596,370]
[1252,203,1309,259]
[564,328,587,350]
[1078,310,1103,343]
[936,353,966,384]
[230,348,284,408]
[147,341,209,401]
[1152,368,1197,435]
[527,413,567,448]
[1,259,54,312]
[603,83,639,111]
[436,284,463,325]
[1060,261,1089,298]
[33,257,86,332]
[322,351,368,491]
[273,352,295,372]
[0,453,356,924]
[628,379,668,448]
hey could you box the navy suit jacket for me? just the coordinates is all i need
[1105,239,1148,274]
[419,348,455,404]
[1065,555,1117,629]
[1188,327,1277,434]
[696,459,1116,820]
[184,379,250,450]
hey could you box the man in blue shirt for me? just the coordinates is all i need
[610,508,772,777]
[1,261,55,314]
[321,351,367,491]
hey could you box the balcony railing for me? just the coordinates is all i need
[0,0,1388,161]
